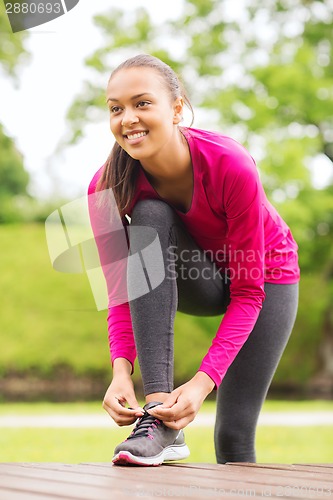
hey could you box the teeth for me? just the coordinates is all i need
[127,131,147,140]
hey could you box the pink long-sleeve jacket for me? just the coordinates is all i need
[88,127,300,387]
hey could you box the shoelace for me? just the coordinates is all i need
[127,410,161,440]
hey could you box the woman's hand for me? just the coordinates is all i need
[102,358,144,426]
[148,371,215,430]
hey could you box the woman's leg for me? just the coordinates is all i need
[127,199,229,398]
[214,282,299,463]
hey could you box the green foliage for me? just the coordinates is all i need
[0,4,31,222]
[279,185,333,273]
[0,124,30,222]
[273,274,329,385]
[66,6,185,143]
[0,1,30,79]
[0,124,33,223]
[0,125,28,196]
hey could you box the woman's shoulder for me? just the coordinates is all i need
[182,126,257,174]
[182,126,241,144]
[88,164,105,195]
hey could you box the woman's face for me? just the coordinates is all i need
[106,67,183,162]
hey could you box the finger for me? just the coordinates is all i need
[115,393,144,416]
[147,392,180,418]
[164,415,193,430]
[149,407,176,420]
[103,403,138,426]
[158,392,179,409]
[105,395,140,413]
[127,395,143,413]
[103,397,142,419]
[150,401,189,421]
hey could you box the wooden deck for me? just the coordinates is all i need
[0,462,332,499]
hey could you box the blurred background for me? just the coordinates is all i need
[0,0,332,463]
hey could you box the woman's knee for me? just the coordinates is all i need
[131,199,176,227]
[214,422,256,463]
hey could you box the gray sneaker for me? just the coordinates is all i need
[112,401,190,466]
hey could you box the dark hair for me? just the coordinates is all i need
[96,54,194,217]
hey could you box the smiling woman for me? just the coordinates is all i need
[99,55,195,215]
[106,73,182,160]
[88,54,300,467]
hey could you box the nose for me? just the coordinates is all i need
[121,108,139,127]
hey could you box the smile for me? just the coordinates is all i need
[126,131,148,140]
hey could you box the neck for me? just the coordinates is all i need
[140,128,191,186]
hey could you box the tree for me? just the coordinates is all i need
[66,0,333,391]
[0,2,31,221]
[0,2,29,77]
[0,124,30,222]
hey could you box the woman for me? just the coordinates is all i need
[88,54,300,466]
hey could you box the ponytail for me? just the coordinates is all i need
[96,142,140,217]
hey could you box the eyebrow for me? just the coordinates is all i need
[106,93,154,103]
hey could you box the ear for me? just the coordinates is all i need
[173,97,184,124]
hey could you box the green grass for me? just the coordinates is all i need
[1,400,333,415]
[1,426,332,463]
[0,223,109,375]
[0,402,103,415]
[0,401,332,463]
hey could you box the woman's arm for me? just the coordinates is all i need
[88,177,139,424]
[149,371,215,429]
[198,150,266,387]
[103,357,144,426]
[152,146,266,428]
[87,180,137,374]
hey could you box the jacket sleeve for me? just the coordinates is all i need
[87,178,136,372]
[198,150,266,387]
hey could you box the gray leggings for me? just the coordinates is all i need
[127,199,299,463]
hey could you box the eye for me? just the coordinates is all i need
[110,106,122,114]
[136,101,151,108]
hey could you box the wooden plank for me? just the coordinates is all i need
[178,462,333,498]
[12,462,245,491]
[0,463,131,486]
[0,463,332,500]
[289,464,333,475]
[228,462,296,469]
[0,470,121,500]
[222,463,333,485]
[295,463,333,469]
[0,489,61,500]
[0,463,249,500]
[0,463,173,500]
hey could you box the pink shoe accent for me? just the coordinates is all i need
[112,451,161,467]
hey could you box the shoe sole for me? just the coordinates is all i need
[112,443,190,466]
